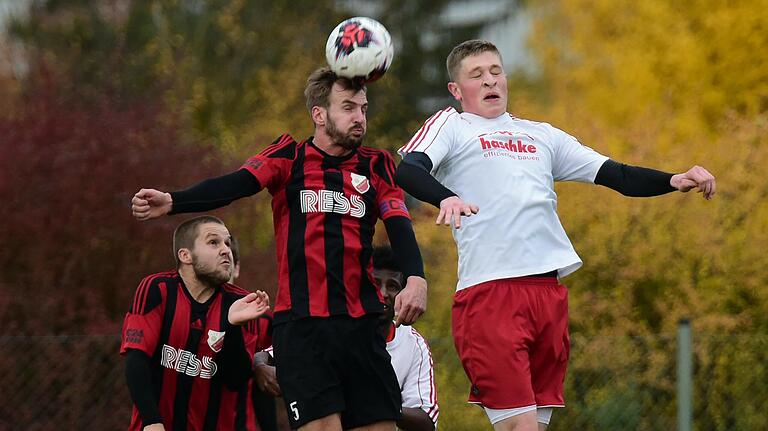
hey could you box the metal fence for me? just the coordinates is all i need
[1,329,766,431]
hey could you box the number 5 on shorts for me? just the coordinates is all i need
[289,401,300,420]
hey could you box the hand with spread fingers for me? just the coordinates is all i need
[228,291,270,325]
[436,196,479,229]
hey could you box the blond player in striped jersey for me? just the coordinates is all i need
[396,40,715,431]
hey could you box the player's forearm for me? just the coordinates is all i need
[219,324,252,390]
[124,350,163,426]
[395,153,456,208]
[594,159,676,197]
[169,169,262,214]
[384,216,425,279]
[397,407,435,431]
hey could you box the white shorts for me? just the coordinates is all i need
[485,406,554,425]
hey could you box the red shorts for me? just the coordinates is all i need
[451,276,569,409]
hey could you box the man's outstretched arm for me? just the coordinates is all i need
[595,160,716,199]
[395,152,478,229]
[131,169,262,221]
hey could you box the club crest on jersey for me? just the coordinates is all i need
[207,330,226,352]
[350,173,370,194]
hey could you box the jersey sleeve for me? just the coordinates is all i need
[372,151,411,220]
[398,107,458,173]
[241,319,259,359]
[254,313,273,351]
[120,275,166,356]
[549,125,609,183]
[400,329,439,425]
[240,134,296,192]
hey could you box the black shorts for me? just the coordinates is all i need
[272,314,402,429]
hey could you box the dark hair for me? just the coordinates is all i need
[304,67,366,113]
[372,245,404,285]
[172,215,226,267]
[446,39,502,81]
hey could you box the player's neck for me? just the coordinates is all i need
[462,109,507,120]
[313,132,354,157]
[179,267,217,303]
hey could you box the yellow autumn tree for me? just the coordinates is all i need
[515,0,768,334]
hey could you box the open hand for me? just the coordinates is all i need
[228,291,270,325]
[436,196,479,229]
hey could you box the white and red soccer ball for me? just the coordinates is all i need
[325,17,394,83]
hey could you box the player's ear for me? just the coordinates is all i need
[177,248,193,265]
[311,106,326,127]
[447,82,461,101]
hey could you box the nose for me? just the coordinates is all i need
[482,71,496,87]
[354,108,366,123]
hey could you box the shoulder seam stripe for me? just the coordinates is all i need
[402,110,441,153]
[259,134,294,157]
[419,111,455,153]
[135,273,161,314]
[403,107,454,153]
[134,272,173,314]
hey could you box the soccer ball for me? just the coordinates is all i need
[325,17,394,83]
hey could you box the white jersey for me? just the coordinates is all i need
[387,324,439,426]
[399,108,608,290]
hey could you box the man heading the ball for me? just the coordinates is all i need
[131,68,428,431]
[396,39,715,431]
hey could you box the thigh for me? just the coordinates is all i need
[452,280,538,408]
[337,316,402,429]
[529,283,569,407]
[273,319,345,429]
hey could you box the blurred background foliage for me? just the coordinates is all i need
[1,0,766,429]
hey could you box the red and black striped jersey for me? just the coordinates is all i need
[241,135,411,324]
[120,271,261,431]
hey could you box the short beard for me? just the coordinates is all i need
[192,256,231,287]
[326,112,364,150]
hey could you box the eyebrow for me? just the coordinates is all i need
[341,99,368,106]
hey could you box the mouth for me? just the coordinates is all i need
[484,93,501,101]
